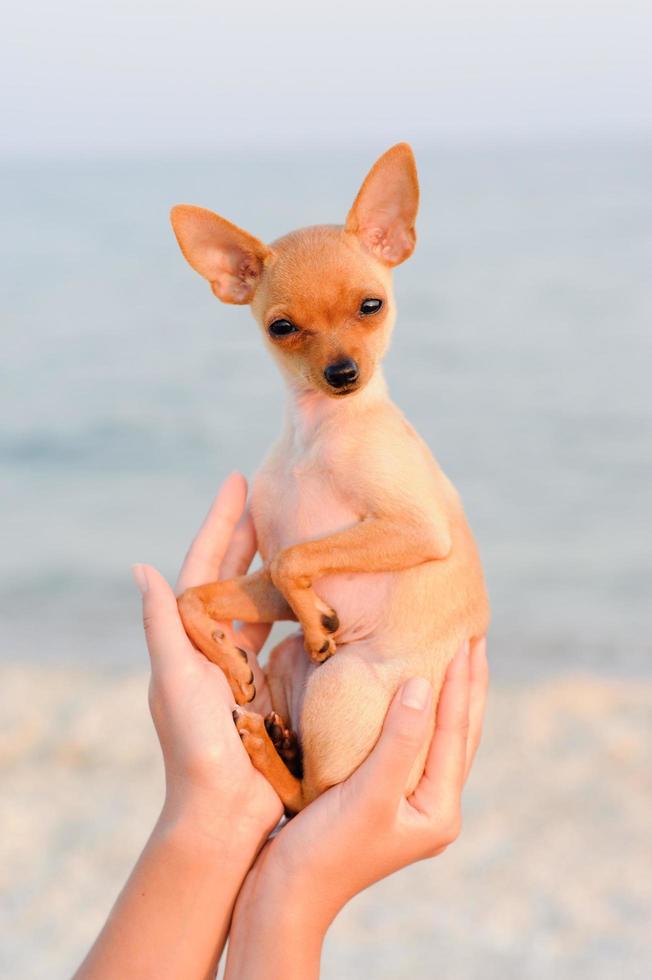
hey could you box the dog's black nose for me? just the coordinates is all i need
[324,358,359,389]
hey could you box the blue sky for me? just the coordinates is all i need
[2,1,650,155]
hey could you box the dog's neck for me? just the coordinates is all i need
[283,370,389,450]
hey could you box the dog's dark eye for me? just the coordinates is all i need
[360,298,383,316]
[268,319,299,337]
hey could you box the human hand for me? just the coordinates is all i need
[75,474,284,980]
[133,472,283,845]
[226,639,488,978]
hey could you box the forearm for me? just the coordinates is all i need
[225,861,334,980]
[276,513,450,585]
[75,806,262,980]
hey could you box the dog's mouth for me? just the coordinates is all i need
[328,383,361,397]
[309,371,364,398]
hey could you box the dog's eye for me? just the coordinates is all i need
[360,298,383,316]
[268,319,299,337]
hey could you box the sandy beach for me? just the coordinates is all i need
[1,663,649,979]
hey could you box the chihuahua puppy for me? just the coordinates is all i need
[171,144,489,813]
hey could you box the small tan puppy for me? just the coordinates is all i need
[171,144,489,814]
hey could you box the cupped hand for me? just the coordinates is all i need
[133,472,283,843]
[238,638,488,930]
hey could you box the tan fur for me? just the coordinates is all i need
[171,144,490,812]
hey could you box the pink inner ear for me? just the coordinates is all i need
[211,274,251,303]
[210,249,261,304]
[171,205,270,305]
[345,145,419,267]
[360,223,414,265]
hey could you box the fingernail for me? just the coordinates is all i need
[132,564,149,595]
[401,676,431,711]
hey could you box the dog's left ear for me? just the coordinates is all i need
[345,143,419,267]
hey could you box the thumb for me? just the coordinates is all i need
[133,564,193,671]
[353,677,433,806]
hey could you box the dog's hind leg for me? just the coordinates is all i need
[298,648,441,805]
[233,707,306,814]
[264,711,303,778]
[232,634,312,811]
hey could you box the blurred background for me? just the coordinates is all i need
[1,2,650,977]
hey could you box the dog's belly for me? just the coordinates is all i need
[253,467,393,643]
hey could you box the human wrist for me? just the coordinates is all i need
[227,858,329,980]
[157,788,273,870]
[247,843,344,936]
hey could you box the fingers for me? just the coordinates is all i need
[134,564,195,674]
[353,676,433,807]
[417,642,470,812]
[464,637,489,780]
[219,508,258,580]
[175,472,248,593]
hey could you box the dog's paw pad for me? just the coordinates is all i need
[265,712,303,777]
[264,711,285,744]
[306,634,336,663]
[320,611,339,633]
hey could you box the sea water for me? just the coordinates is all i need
[2,140,650,676]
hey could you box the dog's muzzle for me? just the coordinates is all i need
[324,358,359,390]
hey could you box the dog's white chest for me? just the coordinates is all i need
[253,448,358,555]
[251,446,392,643]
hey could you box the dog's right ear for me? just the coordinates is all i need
[345,143,419,267]
[170,205,272,304]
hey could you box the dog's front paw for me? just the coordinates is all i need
[304,630,337,664]
[228,643,257,704]
[178,589,256,704]
[319,608,340,634]
[205,629,256,704]
[302,598,339,662]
